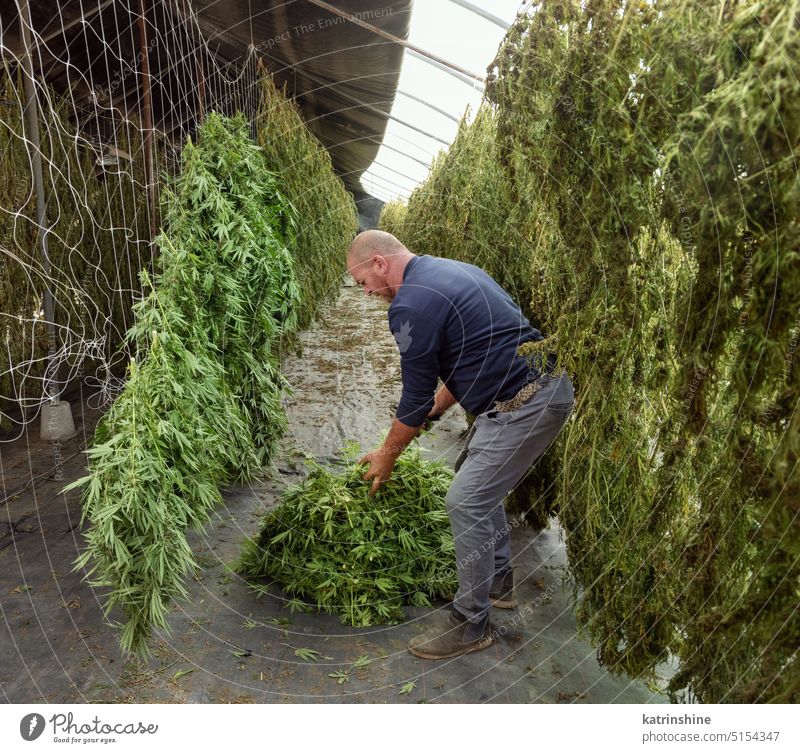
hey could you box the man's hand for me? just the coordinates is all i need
[358,417,421,496]
[358,448,398,496]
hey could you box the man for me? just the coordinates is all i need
[347,230,574,660]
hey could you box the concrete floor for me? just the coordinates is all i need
[0,285,672,704]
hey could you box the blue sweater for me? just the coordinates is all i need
[388,255,548,427]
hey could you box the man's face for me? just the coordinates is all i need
[347,254,393,301]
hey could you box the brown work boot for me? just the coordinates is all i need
[408,608,494,660]
[489,568,517,609]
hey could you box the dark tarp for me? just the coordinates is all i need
[0,0,412,200]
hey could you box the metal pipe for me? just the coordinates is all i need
[446,0,510,30]
[16,0,58,401]
[375,140,430,169]
[255,54,450,145]
[137,0,158,244]
[406,49,483,90]
[396,89,460,123]
[196,50,205,121]
[0,0,116,66]
[372,160,424,185]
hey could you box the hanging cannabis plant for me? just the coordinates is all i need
[255,72,358,338]
[394,0,798,703]
[237,443,458,627]
[65,112,300,656]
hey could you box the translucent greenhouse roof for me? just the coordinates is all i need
[360,0,525,203]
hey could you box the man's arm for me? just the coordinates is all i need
[358,418,420,496]
[359,305,442,496]
[360,386,458,495]
[429,382,458,418]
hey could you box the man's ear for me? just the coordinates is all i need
[372,254,387,275]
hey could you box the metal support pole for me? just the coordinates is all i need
[446,0,510,30]
[304,0,485,83]
[137,0,158,244]
[196,50,206,122]
[397,89,460,123]
[17,0,58,402]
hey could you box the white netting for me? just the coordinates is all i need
[0,0,264,438]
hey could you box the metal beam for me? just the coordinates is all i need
[372,160,424,185]
[378,107,448,145]
[257,54,451,145]
[39,0,117,47]
[361,170,413,196]
[406,49,484,90]
[396,89,460,123]
[0,0,116,63]
[304,0,484,83]
[376,140,431,169]
[16,0,57,401]
[446,0,510,30]
[136,0,157,244]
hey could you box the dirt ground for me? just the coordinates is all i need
[0,283,673,704]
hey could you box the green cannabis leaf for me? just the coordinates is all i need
[283,644,332,663]
[398,681,416,696]
[351,655,372,670]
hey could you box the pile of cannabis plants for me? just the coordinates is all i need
[237,443,458,627]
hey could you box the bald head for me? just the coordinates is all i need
[346,230,415,302]
[347,229,409,265]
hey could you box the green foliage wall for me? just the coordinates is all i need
[389,0,799,702]
[255,73,358,340]
[377,198,408,239]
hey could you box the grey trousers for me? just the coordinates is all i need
[447,371,575,634]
